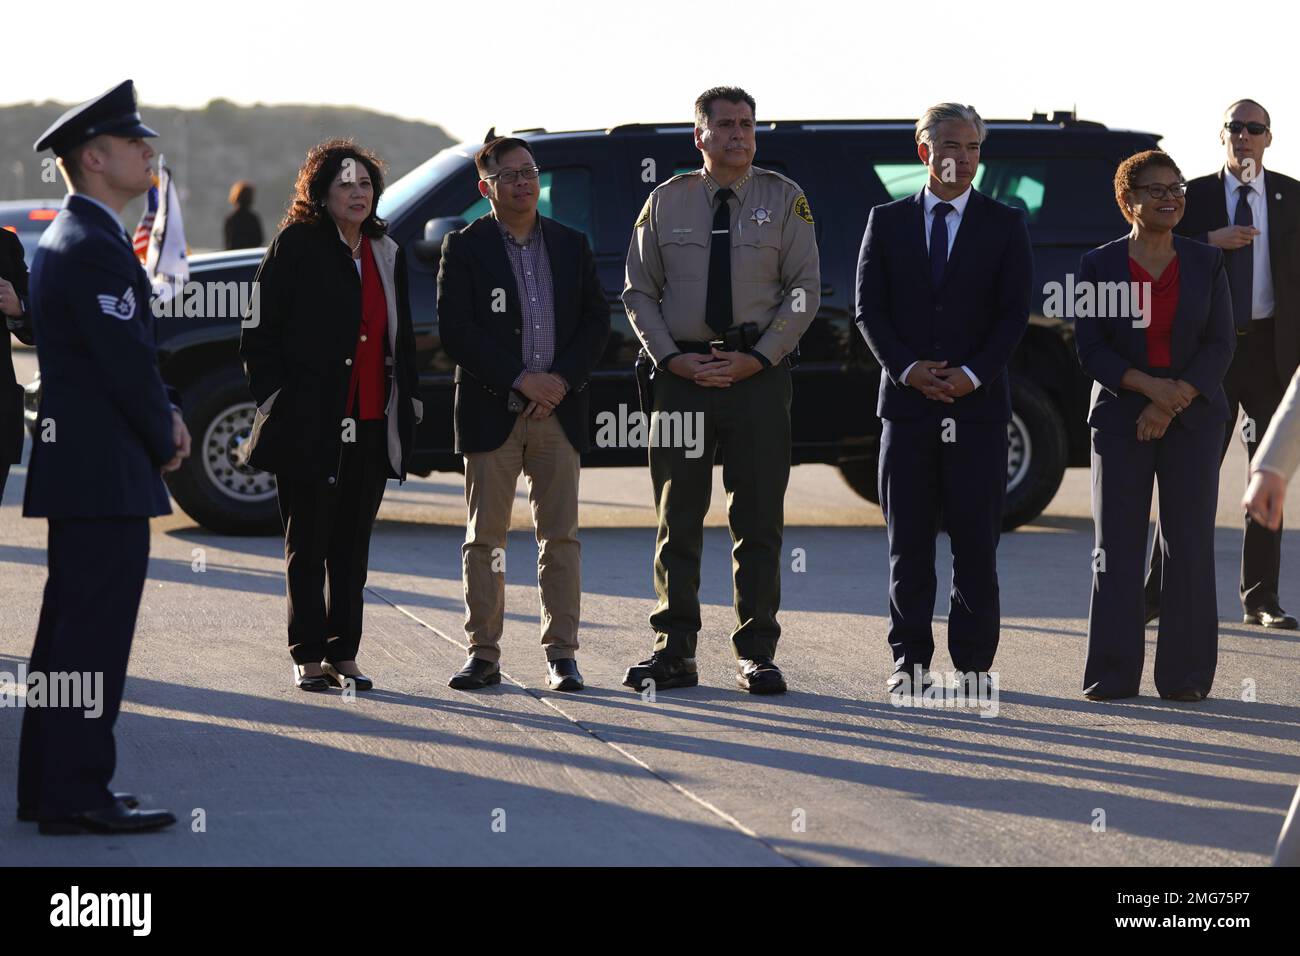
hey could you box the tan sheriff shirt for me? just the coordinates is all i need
[623,165,820,367]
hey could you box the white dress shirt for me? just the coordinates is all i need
[1223,166,1275,320]
[901,184,980,389]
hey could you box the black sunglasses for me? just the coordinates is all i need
[1225,121,1269,136]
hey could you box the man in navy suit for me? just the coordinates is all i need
[18,81,186,834]
[1145,99,1300,630]
[856,103,1033,694]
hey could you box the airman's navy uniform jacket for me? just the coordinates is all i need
[23,194,175,518]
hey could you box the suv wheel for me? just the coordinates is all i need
[164,366,282,535]
[836,376,1067,531]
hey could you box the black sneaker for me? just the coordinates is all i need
[622,653,698,691]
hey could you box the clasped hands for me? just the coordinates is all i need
[903,360,975,402]
[1136,377,1199,442]
[667,348,763,387]
[517,371,570,419]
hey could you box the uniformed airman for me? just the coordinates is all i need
[18,79,187,834]
[622,85,820,695]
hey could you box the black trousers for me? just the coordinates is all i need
[1089,424,1223,698]
[1147,318,1288,612]
[879,416,1007,673]
[17,517,149,818]
[276,420,389,665]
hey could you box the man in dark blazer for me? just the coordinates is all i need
[1145,99,1300,629]
[2,228,34,500]
[19,81,186,834]
[437,136,610,692]
[856,103,1033,695]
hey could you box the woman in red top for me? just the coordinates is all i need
[241,140,422,692]
[1074,150,1235,702]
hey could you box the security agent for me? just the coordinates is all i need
[17,80,189,834]
[622,86,820,695]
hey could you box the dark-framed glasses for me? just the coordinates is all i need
[485,165,541,185]
[1132,182,1187,199]
[1225,121,1269,136]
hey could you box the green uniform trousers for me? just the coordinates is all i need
[649,361,792,660]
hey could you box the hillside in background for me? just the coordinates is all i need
[0,99,457,251]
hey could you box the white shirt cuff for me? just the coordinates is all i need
[900,360,919,386]
[961,365,981,389]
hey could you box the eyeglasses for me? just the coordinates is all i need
[1131,183,1187,199]
[485,165,541,185]
[1225,121,1269,136]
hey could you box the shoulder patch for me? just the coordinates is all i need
[635,196,652,228]
[793,195,814,225]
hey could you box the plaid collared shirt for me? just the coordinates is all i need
[496,215,556,390]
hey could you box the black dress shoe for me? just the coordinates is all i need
[736,657,787,695]
[448,657,501,690]
[622,653,698,691]
[39,802,176,835]
[547,658,584,692]
[1161,689,1206,702]
[322,662,374,691]
[1083,685,1139,701]
[18,792,138,823]
[1243,604,1299,629]
[886,666,933,696]
[293,664,331,692]
[1144,603,1160,624]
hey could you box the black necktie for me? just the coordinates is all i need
[1229,184,1254,330]
[705,187,734,334]
[929,201,954,288]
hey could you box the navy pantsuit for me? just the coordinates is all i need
[1075,235,1235,698]
[856,188,1034,673]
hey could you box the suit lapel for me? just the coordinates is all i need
[941,188,982,286]
[538,217,572,334]
[470,216,521,316]
[1210,169,1231,230]
[1266,170,1290,269]
[907,190,930,292]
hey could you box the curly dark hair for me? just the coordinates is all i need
[1114,150,1183,224]
[280,138,388,237]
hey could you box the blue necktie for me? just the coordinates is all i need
[1228,184,1254,331]
[930,201,954,288]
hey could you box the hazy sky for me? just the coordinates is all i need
[6,0,1298,177]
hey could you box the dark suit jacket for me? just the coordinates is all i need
[437,215,610,455]
[2,228,33,470]
[855,188,1034,423]
[240,219,420,480]
[1175,168,1300,382]
[24,195,175,518]
[1075,235,1234,435]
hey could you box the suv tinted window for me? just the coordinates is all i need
[457,167,595,244]
[870,157,1121,228]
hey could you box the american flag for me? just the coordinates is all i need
[132,181,159,261]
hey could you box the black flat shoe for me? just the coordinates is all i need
[1083,686,1139,701]
[623,652,698,691]
[736,657,787,695]
[322,662,374,691]
[18,791,138,823]
[547,658,584,692]
[39,801,176,835]
[448,657,501,690]
[886,666,933,696]
[1243,605,1299,629]
[293,664,331,692]
[1144,604,1160,624]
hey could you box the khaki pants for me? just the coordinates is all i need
[462,413,581,663]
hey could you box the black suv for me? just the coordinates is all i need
[36,113,1157,534]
